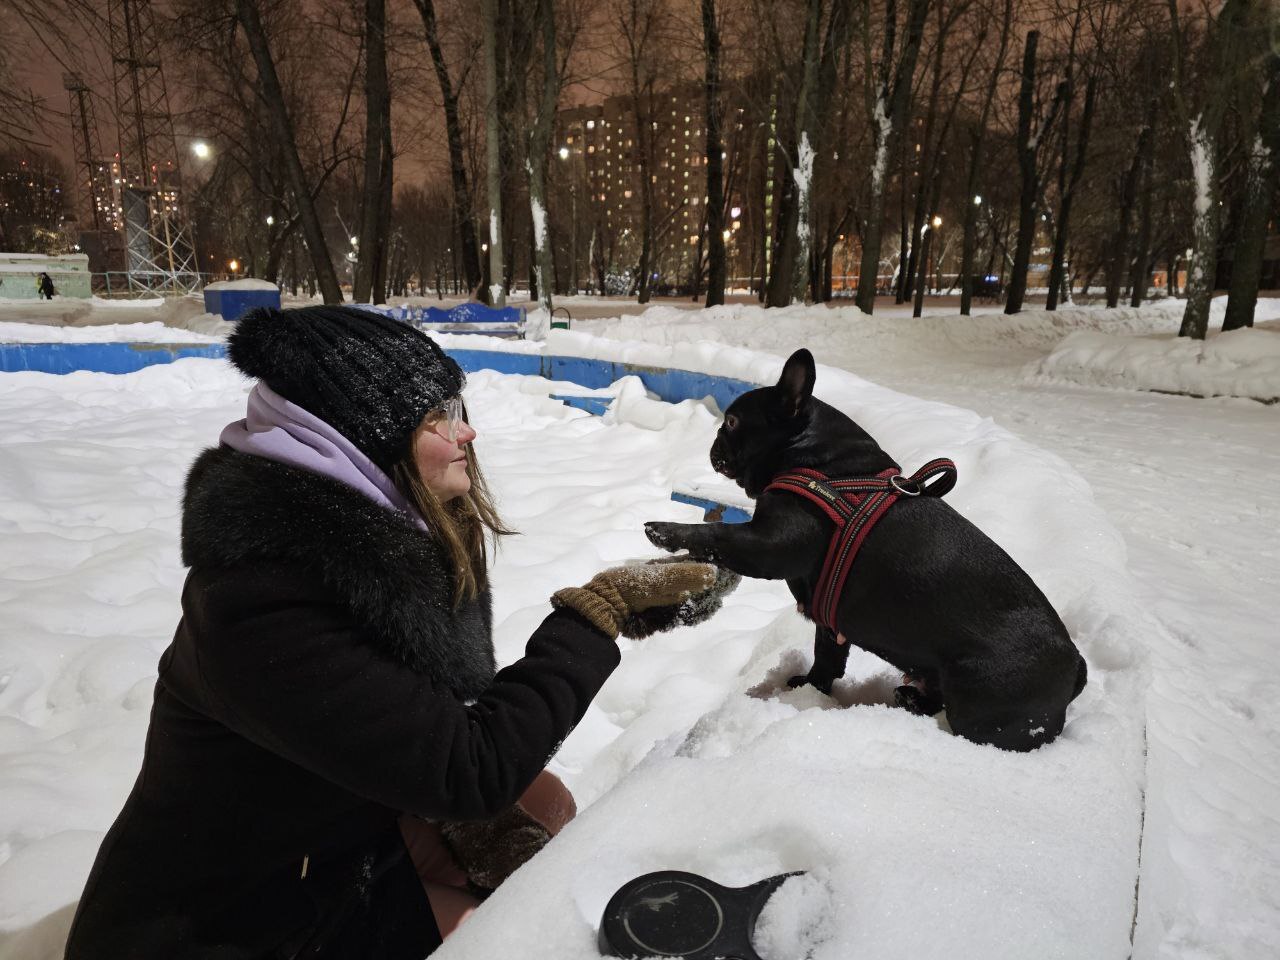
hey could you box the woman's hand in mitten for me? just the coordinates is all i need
[438,805,552,894]
[550,559,739,639]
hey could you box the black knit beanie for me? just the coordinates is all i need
[227,305,465,472]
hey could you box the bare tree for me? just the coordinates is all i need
[235,0,344,303]
[481,0,505,304]
[700,0,727,306]
[413,0,483,297]
[958,0,1013,316]
[353,0,393,304]
[1005,29,1067,315]
[855,0,931,314]
[1223,43,1279,330]
[1166,0,1250,339]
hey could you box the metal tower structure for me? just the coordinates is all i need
[107,0,200,293]
[62,73,125,269]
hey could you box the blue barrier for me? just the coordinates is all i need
[203,286,281,322]
[356,302,525,334]
[0,342,228,374]
[0,342,759,411]
[550,393,613,416]
[670,492,752,524]
[0,339,757,523]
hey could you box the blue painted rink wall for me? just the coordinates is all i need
[0,341,759,412]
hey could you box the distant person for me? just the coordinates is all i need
[37,272,55,300]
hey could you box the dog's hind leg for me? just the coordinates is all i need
[894,677,945,717]
[947,701,1068,752]
[787,626,851,695]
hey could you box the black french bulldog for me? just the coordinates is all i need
[645,348,1087,752]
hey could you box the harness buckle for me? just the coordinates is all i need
[889,474,921,497]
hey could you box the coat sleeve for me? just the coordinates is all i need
[174,566,620,821]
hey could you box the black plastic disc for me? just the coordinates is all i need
[598,869,802,960]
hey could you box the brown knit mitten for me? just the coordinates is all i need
[438,805,552,893]
[551,560,730,639]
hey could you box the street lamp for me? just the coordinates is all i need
[932,215,943,228]
[558,145,570,160]
[265,215,275,226]
[191,141,211,159]
[973,195,983,206]
[730,206,741,218]
[229,259,239,273]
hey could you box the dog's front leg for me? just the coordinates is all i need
[645,502,818,580]
[787,626,851,695]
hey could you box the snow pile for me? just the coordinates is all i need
[1029,322,1280,402]
[0,348,1150,959]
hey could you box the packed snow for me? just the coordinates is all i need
[0,294,1277,958]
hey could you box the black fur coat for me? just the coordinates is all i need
[65,447,618,960]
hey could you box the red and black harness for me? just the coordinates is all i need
[763,459,958,630]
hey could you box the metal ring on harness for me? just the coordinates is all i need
[889,474,921,496]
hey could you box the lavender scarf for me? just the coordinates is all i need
[220,382,428,532]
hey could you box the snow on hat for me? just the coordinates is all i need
[227,305,465,472]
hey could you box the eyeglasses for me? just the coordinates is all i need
[426,394,467,442]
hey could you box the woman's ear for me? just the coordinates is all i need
[777,349,816,416]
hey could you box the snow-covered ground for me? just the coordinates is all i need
[0,295,1276,958]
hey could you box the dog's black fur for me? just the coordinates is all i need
[645,349,1087,751]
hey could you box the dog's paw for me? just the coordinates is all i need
[894,684,944,717]
[644,521,686,552]
[786,673,834,696]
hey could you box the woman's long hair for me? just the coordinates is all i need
[391,432,514,609]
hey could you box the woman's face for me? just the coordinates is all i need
[411,400,476,502]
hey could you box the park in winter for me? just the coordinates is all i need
[0,0,1278,957]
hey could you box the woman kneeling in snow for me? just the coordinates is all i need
[64,305,727,959]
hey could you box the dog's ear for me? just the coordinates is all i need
[777,349,816,416]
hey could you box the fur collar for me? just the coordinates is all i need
[181,446,496,699]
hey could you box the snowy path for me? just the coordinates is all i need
[882,368,1280,959]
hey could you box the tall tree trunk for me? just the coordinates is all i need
[1128,95,1160,307]
[414,0,482,296]
[856,0,930,314]
[1223,55,1280,331]
[776,0,822,306]
[961,0,1013,316]
[1006,31,1065,315]
[526,0,558,313]
[481,0,505,305]
[234,0,343,304]
[355,0,391,304]
[1104,126,1148,307]
[903,12,949,304]
[1046,74,1097,311]
[1169,0,1246,339]
[701,0,726,307]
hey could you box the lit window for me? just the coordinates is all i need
[624,189,633,198]
[588,145,595,154]
[587,120,595,129]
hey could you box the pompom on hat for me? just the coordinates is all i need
[227,305,465,472]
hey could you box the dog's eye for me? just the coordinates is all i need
[724,414,739,431]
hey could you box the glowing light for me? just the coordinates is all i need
[730,206,741,218]
[266,215,275,225]
[229,259,239,272]
[558,146,570,160]
[973,195,983,205]
[932,215,943,228]
[191,141,211,159]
